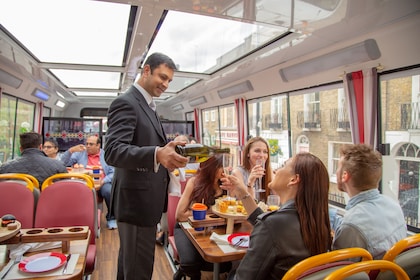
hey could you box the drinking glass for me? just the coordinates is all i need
[267,195,280,211]
[223,153,235,200]
[255,159,266,193]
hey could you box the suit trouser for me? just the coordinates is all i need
[117,221,157,280]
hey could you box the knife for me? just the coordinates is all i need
[62,254,71,274]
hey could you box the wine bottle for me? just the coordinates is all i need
[175,144,230,162]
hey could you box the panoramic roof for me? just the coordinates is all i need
[0,0,343,105]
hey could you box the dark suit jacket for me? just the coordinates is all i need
[104,85,169,227]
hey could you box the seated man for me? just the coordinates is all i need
[331,143,407,259]
[61,135,116,229]
[0,132,68,187]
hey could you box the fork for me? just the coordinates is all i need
[1,255,22,279]
[233,238,245,248]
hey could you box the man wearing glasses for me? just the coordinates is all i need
[61,135,116,229]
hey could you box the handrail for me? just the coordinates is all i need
[0,173,34,192]
[41,173,94,191]
[382,233,420,261]
[8,173,39,189]
[282,248,373,280]
[324,260,410,280]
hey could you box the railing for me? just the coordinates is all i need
[297,110,321,130]
[401,102,420,130]
[330,108,350,131]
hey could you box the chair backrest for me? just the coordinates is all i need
[35,178,98,244]
[0,173,37,228]
[375,234,420,280]
[167,195,181,237]
[282,248,373,280]
[41,173,94,191]
[325,260,410,280]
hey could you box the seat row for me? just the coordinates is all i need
[282,233,420,280]
[0,172,98,276]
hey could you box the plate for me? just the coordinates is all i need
[227,232,250,248]
[19,252,67,273]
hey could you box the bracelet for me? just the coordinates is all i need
[241,193,251,200]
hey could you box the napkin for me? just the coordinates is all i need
[209,232,230,245]
[168,172,181,196]
[8,242,62,259]
[210,232,246,253]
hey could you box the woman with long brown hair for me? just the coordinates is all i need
[173,154,231,280]
[222,152,332,280]
[232,136,273,202]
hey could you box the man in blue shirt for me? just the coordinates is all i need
[61,135,116,229]
[331,144,407,259]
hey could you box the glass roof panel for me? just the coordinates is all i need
[50,69,120,89]
[146,10,288,74]
[0,0,130,66]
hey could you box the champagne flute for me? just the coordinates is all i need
[222,153,234,201]
[255,158,266,193]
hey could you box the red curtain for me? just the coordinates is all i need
[344,68,378,147]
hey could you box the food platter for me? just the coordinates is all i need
[0,219,21,242]
[211,205,248,234]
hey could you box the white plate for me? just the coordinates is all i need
[19,252,66,273]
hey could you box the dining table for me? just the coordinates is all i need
[180,219,253,280]
[0,226,90,280]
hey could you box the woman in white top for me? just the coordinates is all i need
[232,136,273,202]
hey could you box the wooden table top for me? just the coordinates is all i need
[181,221,253,263]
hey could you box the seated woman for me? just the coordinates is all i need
[42,138,61,160]
[222,152,332,280]
[173,154,231,280]
[232,136,273,202]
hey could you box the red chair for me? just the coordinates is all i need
[36,173,98,276]
[167,194,182,266]
[0,173,38,228]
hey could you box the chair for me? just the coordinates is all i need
[167,194,182,266]
[0,173,38,228]
[325,260,410,280]
[282,248,373,280]
[36,173,98,276]
[374,234,420,280]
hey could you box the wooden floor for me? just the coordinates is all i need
[90,206,175,280]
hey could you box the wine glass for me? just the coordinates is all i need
[255,158,266,193]
[267,195,280,211]
[222,153,235,201]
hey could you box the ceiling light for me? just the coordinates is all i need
[171,104,184,111]
[0,68,23,89]
[279,39,381,82]
[218,80,254,99]
[55,100,66,108]
[31,88,50,101]
[189,96,207,107]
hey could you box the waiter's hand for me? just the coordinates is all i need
[157,141,189,170]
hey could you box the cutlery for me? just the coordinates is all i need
[62,254,71,274]
[1,255,22,279]
[233,238,245,248]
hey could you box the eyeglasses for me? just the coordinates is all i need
[43,145,55,149]
[86,143,97,146]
